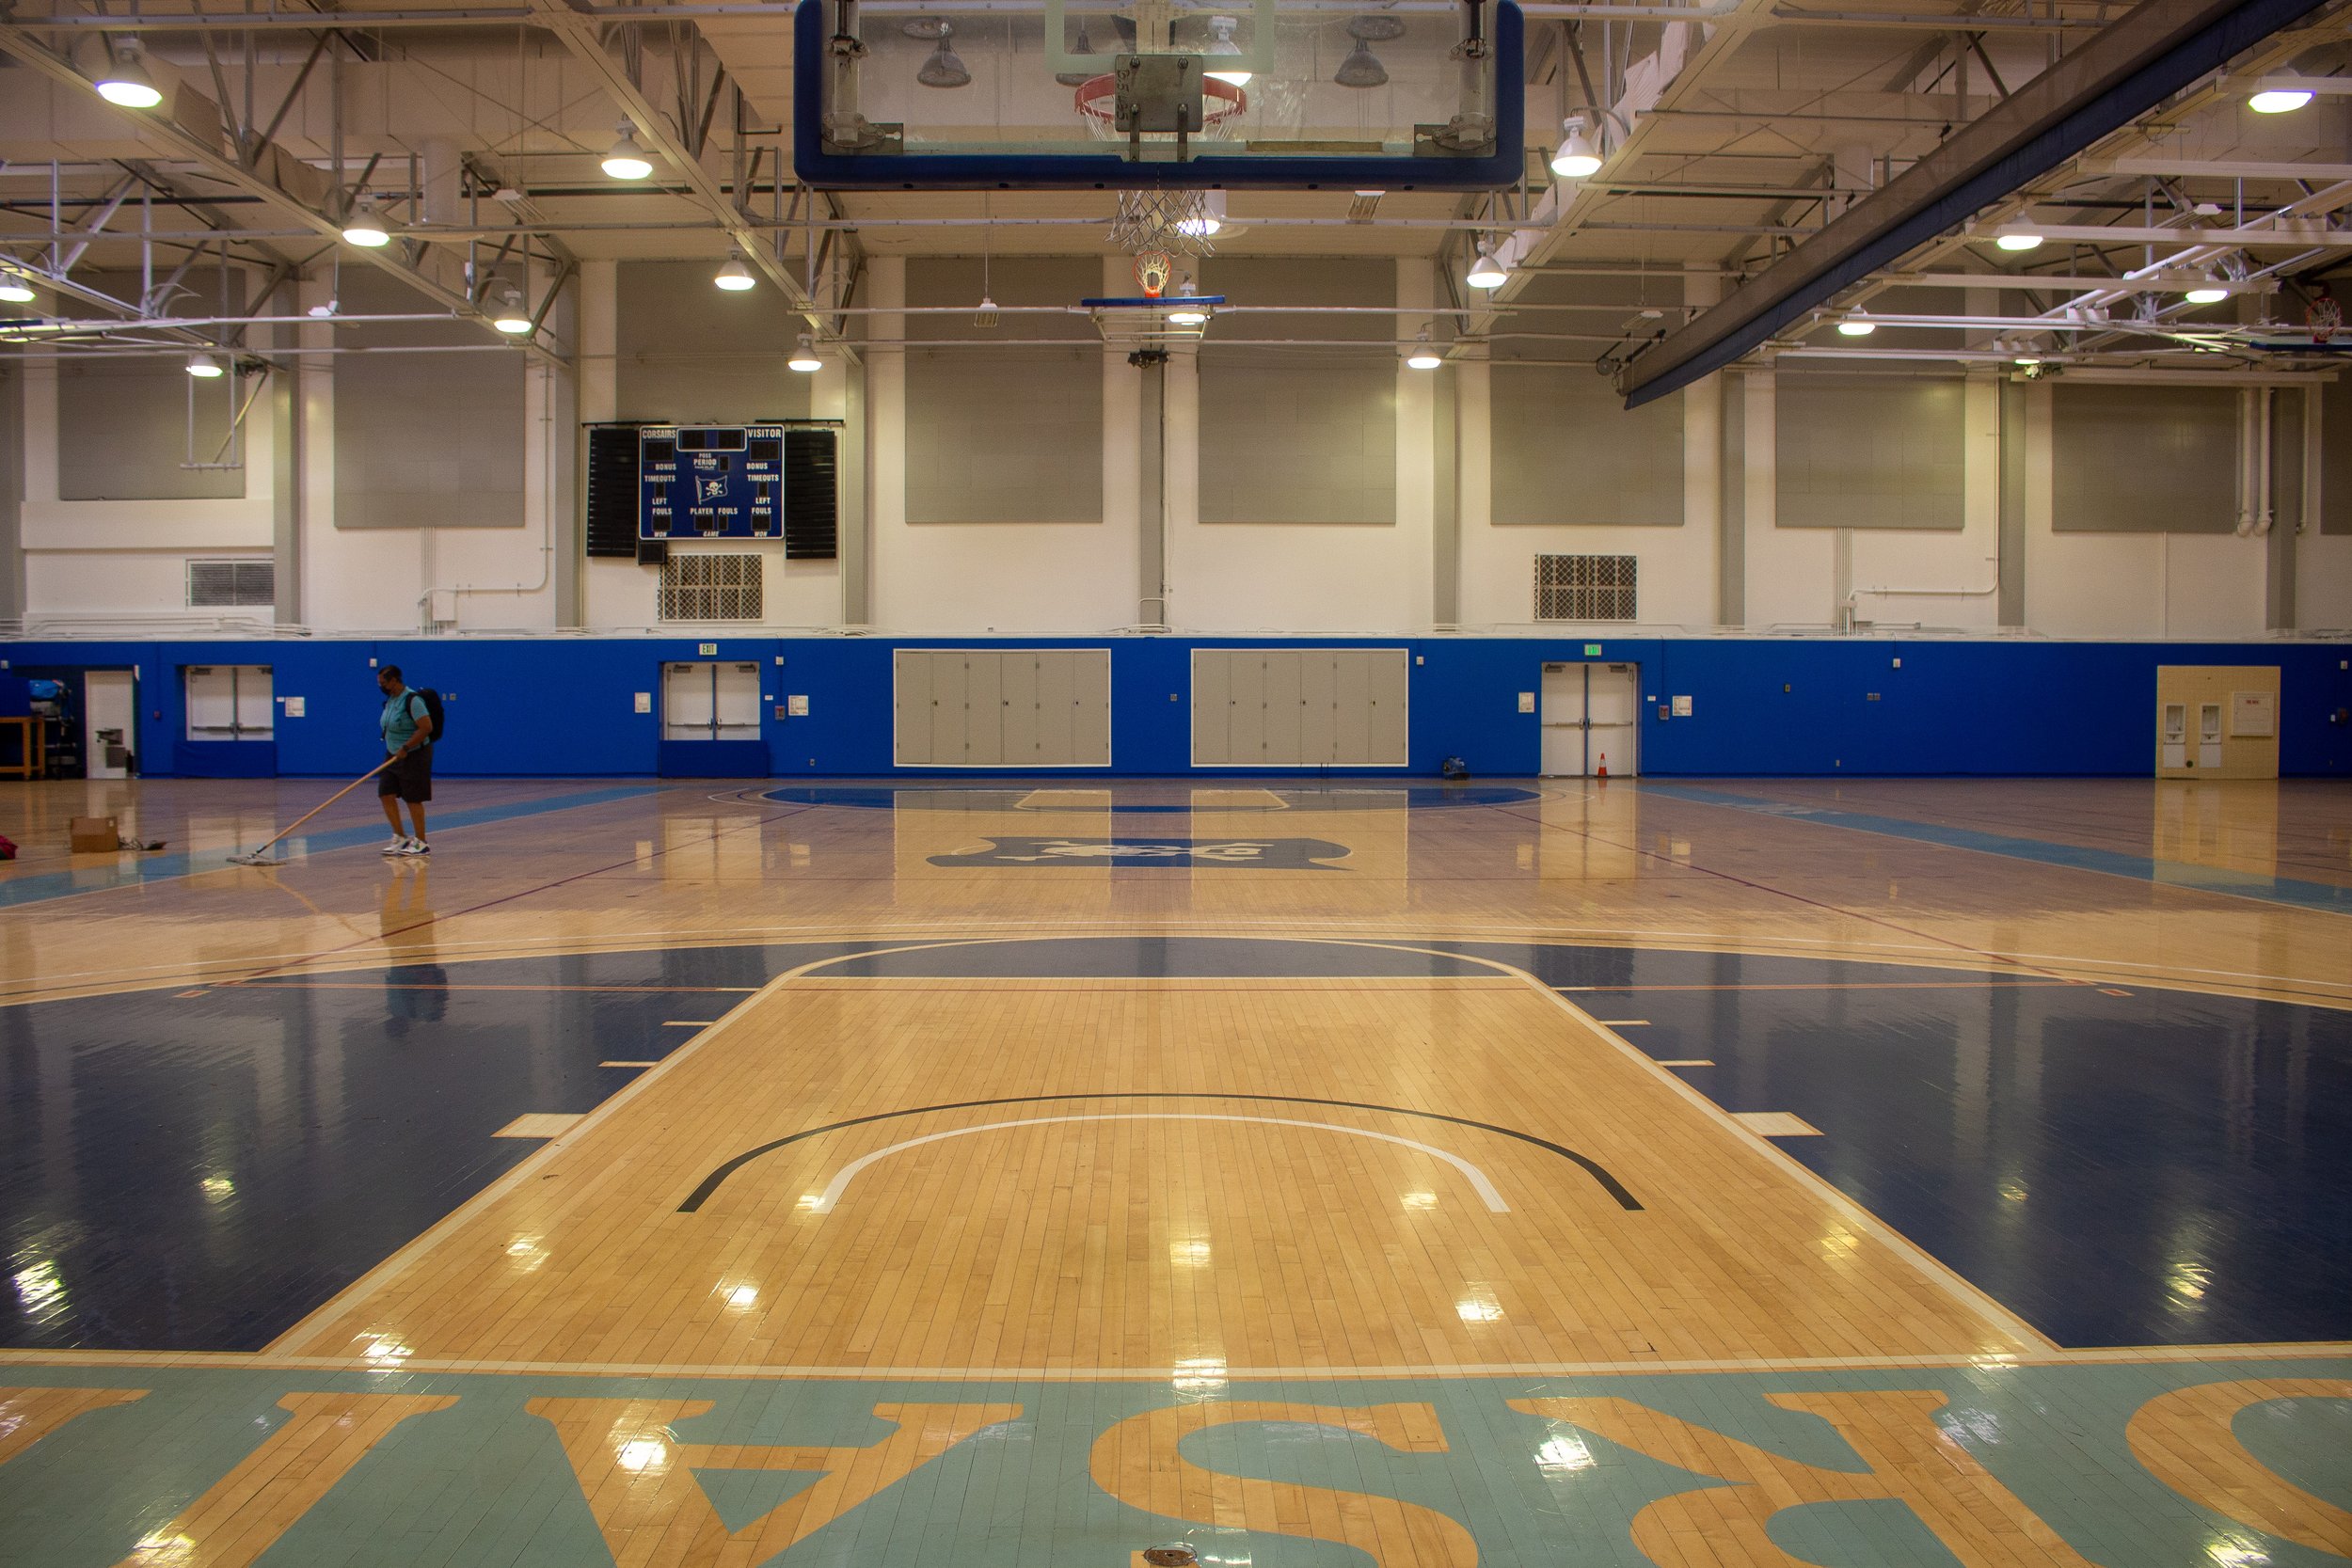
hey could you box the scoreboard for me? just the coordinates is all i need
[638,424,787,541]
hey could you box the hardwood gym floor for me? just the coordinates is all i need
[1,777,2347,1565]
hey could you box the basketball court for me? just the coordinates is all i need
[5,0,2352,1559]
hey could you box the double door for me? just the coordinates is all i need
[1540,662,1640,777]
[663,661,761,742]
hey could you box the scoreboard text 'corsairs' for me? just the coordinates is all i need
[638,425,787,541]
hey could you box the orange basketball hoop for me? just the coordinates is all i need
[1073,73,1248,135]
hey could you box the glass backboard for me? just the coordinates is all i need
[794,0,1524,189]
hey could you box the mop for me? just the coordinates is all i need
[227,758,396,866]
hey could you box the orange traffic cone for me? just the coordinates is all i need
[1597,753,1609,780]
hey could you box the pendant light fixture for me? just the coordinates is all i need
[1466,245,1507,290]
[1406,331,1442,370]
[714,251,756,291]
[916,24,971,87]
[185,351,226,378]
[1549,115,1601,179]
[342,194,391,247]
[1204,16,1249,87]
[601,121,654,181]
[788,334,823,372]
[489,282,533,334]
[94,42,164,108]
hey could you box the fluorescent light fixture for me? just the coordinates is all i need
[1466,245,1508,290]
[713,252,755,292]
[1550,117,1602,180]
[489,283,533,334]
[94,44,164,109]
[185,352,225,378]
[1836,308,1876,336]
[788,334,822,372]
[601,121,654,181]
[1204,15,1250,87]
[341,195,391,248]
[1406,331,1442,371]
[1174,191,1227,240]
[2249,86,2313,114]
[0,276,34,305]
[1994,227,2043,252]
[2013,354,2042,367]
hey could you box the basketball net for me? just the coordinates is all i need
[1134,249,1173,298]
[1108,188,1216,258]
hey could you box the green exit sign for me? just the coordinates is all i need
[1584,643,1602,657]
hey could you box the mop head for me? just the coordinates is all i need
[227,849,287,866]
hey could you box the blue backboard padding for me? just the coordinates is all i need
[4,635,2348,780]
[793,0,1525,191]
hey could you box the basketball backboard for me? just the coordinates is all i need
[794,0,1523,190]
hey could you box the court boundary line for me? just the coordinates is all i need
[8,1341,2347,1379]
[8,917,2347,1011]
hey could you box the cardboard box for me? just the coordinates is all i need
[68,816,119,853]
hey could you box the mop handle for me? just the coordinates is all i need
[241,757,398,857]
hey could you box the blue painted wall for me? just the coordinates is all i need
[3,635,2346,778]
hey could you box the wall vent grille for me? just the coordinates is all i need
[187,560,275,609]
[659,553,763,622]
[1534,554,1637,622]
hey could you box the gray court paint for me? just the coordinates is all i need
[927,836,1351,869]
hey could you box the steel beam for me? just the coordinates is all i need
[1618,0,2345,407]
[0,24,567,366]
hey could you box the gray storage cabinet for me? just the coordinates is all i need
[893,649,1112,767]
[1192,648,1409,767]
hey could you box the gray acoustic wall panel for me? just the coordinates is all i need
[615,261,814,424]
[57,269,246,501]
[1199,259,1395,526]
[1776,372,1964,530]
[905,257,1101,525]
[2052,383,2238,533]
[333,270,524,529]
[1191,647,1408,766]
[894,648,1111,767]
[2325,384,2351,535]
[1492,364,1682,527]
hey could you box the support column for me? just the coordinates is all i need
[0,360,21,625]
[1718,370,1747,628]
[1396,257,1437,632]
[271,336,302,626]
[1684,265,1724,627]
[860,256,903,630]
[2268,388,2301,630]
[1432,362,1458,630]
[1998,379,2026,626]
[1136,355,1167,628]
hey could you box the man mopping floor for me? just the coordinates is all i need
[377,665,435,857]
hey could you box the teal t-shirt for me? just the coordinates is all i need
[382,689,427,755]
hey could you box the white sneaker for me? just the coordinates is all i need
[380,835,408,855]
[394,838,431,857]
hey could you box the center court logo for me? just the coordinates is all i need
[929,836,1350,869]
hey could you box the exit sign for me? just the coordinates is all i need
[1584,643,1602,656]
[699,642,718,656]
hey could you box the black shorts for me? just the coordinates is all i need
[377,747,433,804]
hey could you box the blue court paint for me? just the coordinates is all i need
[5,935,2347,1354]
[0,785,668,911]
[1641,783,2352,915]
[760,784,1549,812]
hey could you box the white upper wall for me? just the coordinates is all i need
[10,258,2343,641]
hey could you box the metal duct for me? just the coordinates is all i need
[1616,0,2344,410]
